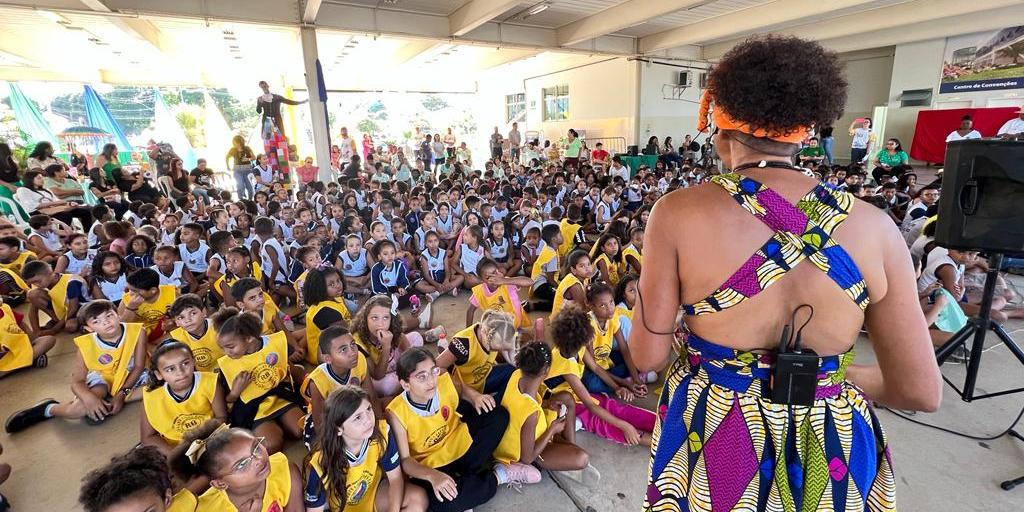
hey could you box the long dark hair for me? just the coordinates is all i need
[302,267,344,306]
[28,141,53,160]
[307,386,384,510]
[21,169,44,191]
[101,144,118,162]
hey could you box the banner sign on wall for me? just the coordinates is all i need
[940,25,1024,94]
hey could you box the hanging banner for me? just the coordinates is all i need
[940,26,1024,94]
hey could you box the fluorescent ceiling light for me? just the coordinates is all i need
[525,3,549,17]
[37,10,64,22]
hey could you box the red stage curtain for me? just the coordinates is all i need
[910,107,1019,164]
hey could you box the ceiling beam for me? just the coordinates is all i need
[449,0,520,37]
[393,41,446,65]
[700,0,1022,59]
[639,0,881,54]
[302,0,322,24]
[77,0,173,55]
[814,3,1024,55]
[557,0,705,47]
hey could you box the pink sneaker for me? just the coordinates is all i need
[498,462,542,488]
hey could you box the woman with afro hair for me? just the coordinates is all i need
[630,35,940,511]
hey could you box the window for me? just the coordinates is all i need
[505,93,525,123]
[542,85,569,121]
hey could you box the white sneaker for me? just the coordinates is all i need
[390,294,399,315]
[644,371,659,384]
[496,462,542,491]
[427,290,440,301]
[417,302,433,329]
[575,417,583,432]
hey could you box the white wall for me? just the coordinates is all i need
[637,60,703,149]
[833,48,895,160]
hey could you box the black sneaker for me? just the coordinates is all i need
[5,399,57,433]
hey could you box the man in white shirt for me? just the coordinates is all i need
[508,123,522,162]
[997,108,1024,139]
[338,126,356,168]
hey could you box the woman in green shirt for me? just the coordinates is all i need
[872,138,909,183]
[95,143,120,182]
[562,129,583,169]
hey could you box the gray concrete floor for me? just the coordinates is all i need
[2,289,1024,511]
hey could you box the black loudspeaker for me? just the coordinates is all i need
[627,145,639,156]
[935,139,1024,253]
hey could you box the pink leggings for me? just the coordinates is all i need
[575,393,656,445]
[372,332,424,396]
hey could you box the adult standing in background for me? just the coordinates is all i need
[94,143,120,182]
[337,127,357,170]
[443,127,457,159]
[848,117,875,164]
[945,115,982,143]
[490,127,504,160]
[508,122,522,163]
[633,36,940,510]
[997,107,1024,138]
[562,129,582,169]
[431,134,446,171]
[26,142,67,172]
[361,133,374,161]
[225,135,255,200]
[255,80,306,137]
[819,124,834,164]
[419,133,433,171]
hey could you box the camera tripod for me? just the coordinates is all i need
[933,253,1024,490]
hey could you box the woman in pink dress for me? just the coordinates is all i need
[362,133,374,161]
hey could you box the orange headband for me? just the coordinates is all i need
[697,90,808,145]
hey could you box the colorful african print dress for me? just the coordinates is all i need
[645,174,895,512]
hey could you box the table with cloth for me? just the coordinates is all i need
[910,107,1020,164]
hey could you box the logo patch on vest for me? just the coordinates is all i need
[266,352,279,366]
[98,353,113,365]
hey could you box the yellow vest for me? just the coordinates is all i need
[142,371,218,445]
[45,273,83,321]
[470,284,527,329]
[615,304,634,321]
[622,244,642,273]
[213,262,263,298]
[550,274,588,322]
[197,452,291,512]
[169,321,223,373]
[0,303,32,372]
[353,332,386,368]
[530,245,558,282]
[300,356,369,403]
[308,420,390,512]
[590,313,620,370]
[217,332,290,420]
[0,250,35,275]
[0,268,27,297]
[385,372,471,468]
[73,323,143,394]
[557,219,581,258]
[304,299,353,365]
[123,284,177,335]
[166,490,197,512]
[494,370,547,463]
[293,269,309,304]
[544,344,588,404]
[259,292,280,335]
[450,325,498,393]
[593,253,622,287]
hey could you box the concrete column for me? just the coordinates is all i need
[299,26,333,182]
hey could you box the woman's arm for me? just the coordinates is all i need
[848,223,941,412]
[629,199,681,372]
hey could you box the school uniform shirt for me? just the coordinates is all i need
[259,293,282,335]
[73,323,144,395]
[125,251,155,269]
[178,241,210,273]
[142,371,218,445]
[198,452,292,512]
[152,262,186,288]
[167,490,197,512]
[0,303,33,372]
[558,219,583,258]
[370,261,411,294]
[217,332,291,420]
[304,299,354,365]
[43,273,87,321]
[261,237,290,284]
[385,372,472,468]
[445,325,499,393]
[305,421,401,511]
[339,249,370,278]
[63,249,96,275]
[593,253,623,287]
[300,356,369,403]
[29,229,62,252]
[169,320,223,373]
[470,283,527,329]
[459,243,484,275]
[494,369,551,464]
[421,247,447,282]
[122,285,176,335]
[622,244,642,271]
[97,274,128,303]
[213,262,263,299]
[487,237,512,263]
[159,229,176,247]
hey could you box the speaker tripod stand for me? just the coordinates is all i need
[933,253,1024,490]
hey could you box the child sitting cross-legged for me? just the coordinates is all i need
[0,300,56,380]
[22,259,88,334]
[5,300,148,433]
